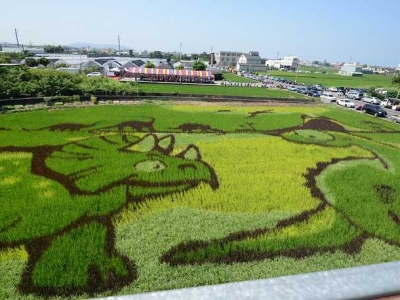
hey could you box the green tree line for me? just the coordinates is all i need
[0,67,139,99]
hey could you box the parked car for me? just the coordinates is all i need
[328,87,338,92]
[381,100,393,109]
[346,90,364,100]
[362,103,387,117]
[391,104,400,111]
[287,85,297,91]
[320,93,337,102]
[305,90,320,97]
[296,87,307,93]
[361,97,381,105]
[87,72,102,77]
[337,99,355,108]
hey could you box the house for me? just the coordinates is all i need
[157,61,174,69]
[339,63,363,76]
[215,51,242,67]
[265,56,299,71]
[173,61,194,70]
[236,51,266,72]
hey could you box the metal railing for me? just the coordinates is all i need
[94,261,400,300]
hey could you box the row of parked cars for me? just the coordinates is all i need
[287,85,321,97]
[319,89,389,117]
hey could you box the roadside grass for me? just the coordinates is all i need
[222,72,258,83]
[137,83,306,99]
[260,70,395,89]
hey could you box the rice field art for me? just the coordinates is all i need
[2,103,400,299]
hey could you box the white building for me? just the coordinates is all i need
[339,63,363,76]
[265,56,299,70]
[236,51,266,72]
[215,51,242,67]
[397,63,400,71]
[0,45,44,55]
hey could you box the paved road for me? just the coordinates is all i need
[326,92,400,123]
[236,74,400,124]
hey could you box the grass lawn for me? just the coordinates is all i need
[222,72,258,83]
[259,70,396,89]
[138,83,307,99]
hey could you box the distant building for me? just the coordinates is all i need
[397,63,400,71]
[215,51,242,67]
[339,63,363,76]
[173,61,194,70]
[330,62,344,69]
[236,51,266,72]
[361,68,374,74]
[265,56,299,70]
[0,44,44,55]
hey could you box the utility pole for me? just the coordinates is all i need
[180,42,182,61]
[118,35,121,56]
[14,28,20,48]
[350,55,352,64]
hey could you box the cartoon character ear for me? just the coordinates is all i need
[157,135,175,154]
[127,134,156,152]
[177,145,201,160]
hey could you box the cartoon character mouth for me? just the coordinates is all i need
[388,210,400,226]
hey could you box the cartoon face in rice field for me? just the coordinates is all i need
[0,132,218,296]
[162,124,400,268]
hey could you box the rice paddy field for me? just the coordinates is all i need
[1,102,400,299]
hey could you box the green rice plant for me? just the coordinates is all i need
[0,132,218,296]
[1,104,400,299]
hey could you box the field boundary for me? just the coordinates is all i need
[0,93,314,107]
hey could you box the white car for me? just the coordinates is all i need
[361,97,381,105]
[337,99,355,108]
[320,93,337,103]
[328,87,338,92]
[87,72,102,77]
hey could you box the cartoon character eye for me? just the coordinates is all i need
[134,160,166,172]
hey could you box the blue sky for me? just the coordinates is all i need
[1,0,399,66]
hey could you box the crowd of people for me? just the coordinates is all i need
[136,75,214,84]
[221,81,260,87]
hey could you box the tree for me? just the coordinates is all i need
[192,61,206,71]
[181,54,190,60]
[145,61,156,68]
[393,74,400,84]
[0,55,11,64]
[191,54,199,60]
[175,65,184,70]
[25,58,39,67]
[84,66,100,74]
[171,55,180,63]
[44,45,67,54]
[55,63,69,68]
[38,57,50,67]
[199,52,210,62]
[149,51,163,58]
